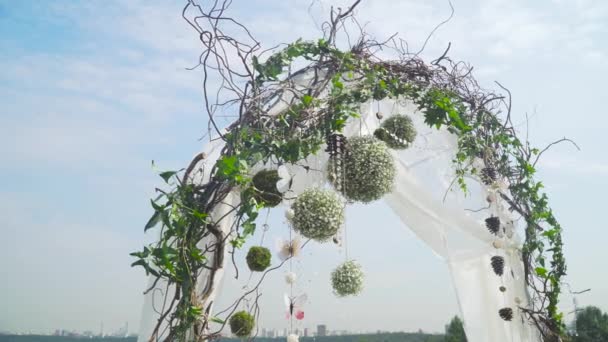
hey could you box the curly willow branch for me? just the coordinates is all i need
[130,1,573,341]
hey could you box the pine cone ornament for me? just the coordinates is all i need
[491,256,505,276]
[499,307,513,321]
[481,167,498,185]
[485,216,501,235]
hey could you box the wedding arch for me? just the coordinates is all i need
[131,1,575,341]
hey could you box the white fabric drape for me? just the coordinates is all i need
[138,96,541,342]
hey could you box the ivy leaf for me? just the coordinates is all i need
[209,317,225,324]
[144,211,162,231]
[159,171,177,183]
[535,267,548,278]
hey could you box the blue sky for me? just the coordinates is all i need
[1,0,607,336]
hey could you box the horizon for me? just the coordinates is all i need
[1,0,607,337]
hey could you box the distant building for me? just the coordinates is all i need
[304,328,309,337]
[317,325,327,337]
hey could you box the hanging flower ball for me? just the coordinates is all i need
[285,271,297,285]
[291,188,344,242]
[252,169,283,207]
[373,114,416,149]
[229,311,255,337]
[287,334,299,342]
[246,246,271,272]
[331,260,364,297]
[328,136,396,203]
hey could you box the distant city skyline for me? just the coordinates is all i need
[2,0,608,336]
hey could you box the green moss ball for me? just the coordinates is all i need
[246,246,271,272]
[229,311,255,337]
[252,169,282,207]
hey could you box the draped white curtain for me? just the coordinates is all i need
[138,95,540,342]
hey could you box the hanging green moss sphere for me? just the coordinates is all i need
[229,311,255,337]
[246,246,271,272]
[331,260,364,297]
[373,114,416,149]
[328,136,396,203]
[291,188,344,242]
[252,169,282,207]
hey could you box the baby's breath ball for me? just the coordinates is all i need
[373,114,416,149]
[328,136,396,203]
[331,260,364,297]
[291,188,344,242]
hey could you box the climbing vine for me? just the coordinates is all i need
[131,1,571,341]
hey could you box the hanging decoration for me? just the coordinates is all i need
[499,308,514,322]
[485,216,501,235]
[287,333,299,342]
[285,272,297,285]
[328,136,396,203]
[252,169,283,207]
[331,260,364,297]
[291,188,344,242]
[229,311,255,337]
[373,114,417,149]
[246,246,272,272]
[277,237,302,261]
[325,133,348,192]
[491,256,505,276]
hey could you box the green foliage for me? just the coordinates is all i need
[246,246,272,272]
[229,311,255,337]
[373,114,417,149]
[251,169,283,207]
[572,306,608,342]
[445,316,467,342]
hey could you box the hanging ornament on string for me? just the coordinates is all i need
[328,136,396,203]
[499,307,513,321]
[287,334,299,342]
[229,311,255,337]
[331,260,364,297]
[285,272,297,285]
[252,169,283,207]
[325,133,347,192]
[373,114,417,149]
[486,216,501,235]
[284,293,307,321]
[491,256,505,276]
[246,246,272,272]
[291,188,344,241]
[276,165,294,194]
[276,237,302,261]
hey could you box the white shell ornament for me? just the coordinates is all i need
[287,334,299,342]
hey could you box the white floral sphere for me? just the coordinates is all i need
[287,334,299,342]
[328,136,396,203]
[331,260,364,297]
[291,188,344,242]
